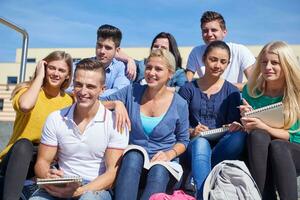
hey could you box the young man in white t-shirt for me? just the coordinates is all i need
[186,11,256,90]
[30,58,128,200]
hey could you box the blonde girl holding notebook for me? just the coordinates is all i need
[0,51,73,200]
[240,41,300,200]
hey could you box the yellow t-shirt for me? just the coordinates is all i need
[0,88,73,159]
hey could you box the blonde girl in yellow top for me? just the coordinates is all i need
[0,51,73,200]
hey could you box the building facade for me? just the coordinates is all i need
[0,45,300,121]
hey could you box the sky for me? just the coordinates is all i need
[0,0,300,62]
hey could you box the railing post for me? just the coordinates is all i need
[0,17,29,83]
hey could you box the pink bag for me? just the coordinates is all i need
[149,190,196,200]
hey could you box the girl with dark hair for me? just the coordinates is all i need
[179,41,246,200]
[116,32,187,90]
[150,32,182,68]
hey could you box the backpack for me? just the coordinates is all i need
[149,190,196,200]
[203,160,261,200]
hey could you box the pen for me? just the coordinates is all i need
[50,164,58,170]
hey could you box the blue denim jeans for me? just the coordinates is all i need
[21,182,39,199]
[114,150,172,200]
[28,188,112,200]
[188,131,246,200]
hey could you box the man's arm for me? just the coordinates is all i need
[73,148,124,196]
[35,144,60,178]
[233,43,256,91]
[115,49,137,81]
[234,64,255,91]
[233,83,245,91]
[36,144,82,198]
[185,46,203,82]
[244,64,254,79]
[186,70,195,82]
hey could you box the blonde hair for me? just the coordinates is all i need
[11,51,73,98]
[247,41,300,129]
[146,49,176,73]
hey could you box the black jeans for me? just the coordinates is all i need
[247,129,300,200]
[0,138,37,200]
[270,139,300,200]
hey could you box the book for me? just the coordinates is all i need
[191,126,229,142]
[36,176,83,186]
[123,144,183,181]
[244,102,284,128]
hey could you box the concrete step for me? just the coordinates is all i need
[2,101,13,110]
[0,110,16,122]
[0,84,15,92]
[0,111,15,117]
[0,113,15,121]
[0,93,12,99]
[0,115,15,121]
[2,107,14,112]
[0,90,13,95]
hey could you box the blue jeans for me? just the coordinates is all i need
[29,188,112,200]
[22,182,39,199]
[114,150,172,200]
[188,131,246,200]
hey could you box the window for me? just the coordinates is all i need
[7,76,18,84]
[0,99,3,111]
[73,58,81,63]
[27,58,36,63]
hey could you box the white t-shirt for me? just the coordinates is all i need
[186,42,256,83]
[41,103,129,181]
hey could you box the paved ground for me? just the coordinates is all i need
[0,121,13,151]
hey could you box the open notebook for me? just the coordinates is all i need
[123,144,183,181]
[244,102,284,128]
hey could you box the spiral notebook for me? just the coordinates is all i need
[244,102,283,128]
[36,176,83,185]
[191,126,229,142]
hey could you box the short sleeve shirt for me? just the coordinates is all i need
[186,42,256,83]
[41,103,129,181]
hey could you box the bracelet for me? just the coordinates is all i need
[171,148,178,157]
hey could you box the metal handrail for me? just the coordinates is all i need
[0,17,29,83]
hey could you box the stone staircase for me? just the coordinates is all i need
[0,84,16,121]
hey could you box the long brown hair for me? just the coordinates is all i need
[11,51,73,98]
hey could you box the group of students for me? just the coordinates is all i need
[0,10,300,200]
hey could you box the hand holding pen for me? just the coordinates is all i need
[239,98,253,117]
[190,122,209,138]
[47,165,64,179]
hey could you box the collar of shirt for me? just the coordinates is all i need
[63,103,107,124]
[105,58,118,74]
